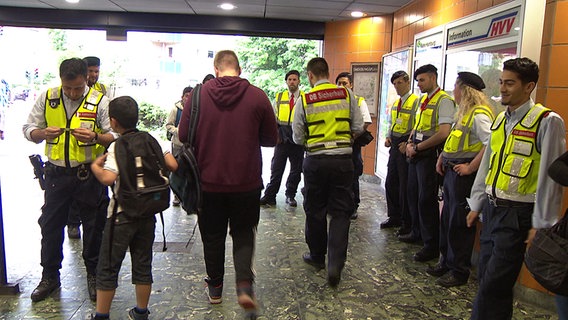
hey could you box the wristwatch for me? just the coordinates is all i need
[414,143,419,152]
[92,132,98,143]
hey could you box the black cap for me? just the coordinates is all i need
[414,64,437,80]
[83,56,100,67]
[457,71,485,91]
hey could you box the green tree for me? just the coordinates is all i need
[236,37,319,101]
[48,29,68,52]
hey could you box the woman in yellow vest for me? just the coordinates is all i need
[428,72,494,287]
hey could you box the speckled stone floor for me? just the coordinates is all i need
[0,141,560,319]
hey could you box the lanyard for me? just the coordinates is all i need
[420,88,440,111]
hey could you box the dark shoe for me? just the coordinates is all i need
[398,233,420,243]
[350,209,358,220]
[237,283,257,318]
[395,227,411,237]
[31,277,61,302]
[285,197,297,207]
[426,263,449,277]
[327,267,341,287]
[204,277,223,304]
[67,225,81,239]
[87,273,97,302]
[259,196,276,206]
[380,218,401,229]
[302,252,325,269]
[436,273,468,287]
[413,249,439,262]
[128,307,150,320]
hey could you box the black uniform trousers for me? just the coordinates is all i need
[198,189,261,287]
[439,160,476,281]
[351,144,364,210]
[384,136,410,226]
[40,163,108,279]
[407,149,439,253]
[263,142,305,199]
[471,197,534,320]
[302,155,353,273]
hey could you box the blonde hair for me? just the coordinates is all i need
[213,50,240,73]
[455,80,494,128]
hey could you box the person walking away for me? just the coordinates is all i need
[293,57,364,287]
[178,50,278,318]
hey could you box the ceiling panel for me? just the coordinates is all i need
[0,0,410,22]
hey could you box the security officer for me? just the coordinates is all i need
[292,57,364,287]
[259,70,305,207]
[428,72,494,288]
[403,64,456,263]
[467,58,565,319]
[381,70,418,233]
[66,56,112,240]
[23,58,115,302]
[335,72,372,219]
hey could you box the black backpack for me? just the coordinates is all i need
[113,129,170,218]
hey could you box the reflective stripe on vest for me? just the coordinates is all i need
[275,90,304,126]
[303,83,351,152]
[443,105,494,158]
[485,104,550,199]
[44,87,105,165]
[390,93,419,137]
[413,90,454,136]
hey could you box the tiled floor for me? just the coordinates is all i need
[0,104,559,319]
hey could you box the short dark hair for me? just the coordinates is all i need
[285,70,300,81]
[503,57,539,85]
[307,57,329,78]
[391,70,409,84]
[60,58,88,81]
[109,96,138,130]
[83,56,101,67]
[202,74,215,84]
[335,72,352,85]
[182,86,193,95]
[414,64,438,80]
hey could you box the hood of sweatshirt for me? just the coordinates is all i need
[205,76,251,108]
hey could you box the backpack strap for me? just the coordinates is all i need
[186,84,202,147]
[174,108,183,127]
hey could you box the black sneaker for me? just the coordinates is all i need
[285,197,297,207]
[302,252,325,269]
[87,273,97,301]
[204,277,222,304]
[259,196,276,206]
[67,225,81,239]
[436,273,467,287]
[128,307,150,320]
[31,277,61,302]
[426,263,449,277]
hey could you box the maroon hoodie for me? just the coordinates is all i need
[179,76,278,193]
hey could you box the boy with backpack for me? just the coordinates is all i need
[90,96,178,320]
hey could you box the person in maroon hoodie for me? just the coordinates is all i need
[178,50,278,318]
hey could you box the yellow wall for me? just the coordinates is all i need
[324,0,568,294]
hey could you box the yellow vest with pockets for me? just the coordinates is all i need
[390,93,419,137]
[414,90,454,137]
[44,87,105,165]
[275,90,304,126]
[485,104,550,198]
[443,105,494,158]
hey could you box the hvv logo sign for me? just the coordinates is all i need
[489,13,517,37]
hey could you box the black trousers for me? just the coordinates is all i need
[302,155,353,272]
[407,151,439,252]
[198,189,261,286]
[40,163,108,278]
[384,136,410,226]
[471,197,534,320]
[439,164,476,280]
[351,144,364,209]
[263,142,305,199]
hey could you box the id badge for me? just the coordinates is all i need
[415,132,424,141]
[395,118,403,125]
[80,121,94,131]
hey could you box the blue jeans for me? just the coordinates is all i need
[557,295,568,320]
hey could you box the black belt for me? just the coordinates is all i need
[308,154,351,159]
[45,162,91,180]
[487,195,533,208]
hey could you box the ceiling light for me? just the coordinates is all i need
[218,3,236,10]
[66,0,80,3]
[351,11,365,18]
